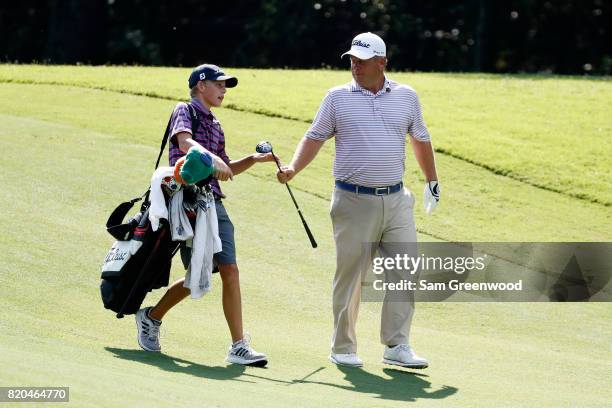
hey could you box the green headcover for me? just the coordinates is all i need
[180,147,215,184]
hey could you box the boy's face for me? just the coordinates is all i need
[199,80,227,108]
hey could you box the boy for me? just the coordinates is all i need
[136,64,273,367]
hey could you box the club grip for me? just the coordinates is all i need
[298,210,318,248]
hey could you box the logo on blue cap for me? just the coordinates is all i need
[188,64,238,88]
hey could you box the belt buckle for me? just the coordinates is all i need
[375,187,389,196]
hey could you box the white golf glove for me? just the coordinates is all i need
[423,181,440,214]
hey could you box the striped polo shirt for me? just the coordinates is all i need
[305,77,430,187]
[168,98,230,198]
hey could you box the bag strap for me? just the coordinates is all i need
[106,192,148,229]
[153,116,174,170]
[143,102,200,204]
[155,102,200,170]
[106,189,150,239]
[187,102,200,135]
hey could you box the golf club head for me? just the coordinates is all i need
[255,141,273,154]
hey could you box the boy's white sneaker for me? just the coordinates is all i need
[226,336,268,367]
[135,307,161,352]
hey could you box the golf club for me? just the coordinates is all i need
[256,141,317,248]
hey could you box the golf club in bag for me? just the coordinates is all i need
[256,141,317,248]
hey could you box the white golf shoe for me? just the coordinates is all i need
[329,352,363,367]
[135,307,161,352]
[382,344,428,369]
[226,336,268,367]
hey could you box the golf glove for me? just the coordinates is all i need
[423,181,440,214]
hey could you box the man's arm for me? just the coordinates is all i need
[277,91,334,183]
[277,137,325,183]
[410,138,438,181]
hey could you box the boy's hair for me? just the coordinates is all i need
[190,81,210,98]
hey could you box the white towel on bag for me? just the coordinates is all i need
[184,191,222,299]
[168,190,193,241]
[148,167,174,231]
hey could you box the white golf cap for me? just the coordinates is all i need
[341,32,386,60]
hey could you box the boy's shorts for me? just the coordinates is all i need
[180,200,236,272]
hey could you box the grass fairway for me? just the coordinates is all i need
[2,65,611,206]
[0,67,610,407]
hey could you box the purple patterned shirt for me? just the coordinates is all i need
[168,98,231,198]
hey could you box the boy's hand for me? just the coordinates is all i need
[212,155,233,181]
[253,152,275,163]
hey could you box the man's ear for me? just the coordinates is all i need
[376,57,387,72]
[197,81,207,92]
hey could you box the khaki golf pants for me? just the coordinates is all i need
[330,187,417,354]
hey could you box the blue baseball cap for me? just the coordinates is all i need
[188,64,238,89]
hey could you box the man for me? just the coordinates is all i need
[277,33,440,368]
[135,64,274,367]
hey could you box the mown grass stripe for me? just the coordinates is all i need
[0,78,306,122]
[2,78,608,208]
[435,147,610,207]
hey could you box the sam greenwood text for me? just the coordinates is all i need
[373,280,524,292]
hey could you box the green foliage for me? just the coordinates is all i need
[2,1,610,73]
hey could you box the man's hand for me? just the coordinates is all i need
[212,155,233,181]
[276,165,296,184]
[423,180,440,214]
[253,152,275,163]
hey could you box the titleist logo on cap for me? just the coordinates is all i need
[341,32,386,59]
[352,40,371,48]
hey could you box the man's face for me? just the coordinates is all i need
[199,80,227,108]
[350,55,385,83]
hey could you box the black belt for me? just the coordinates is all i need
[335,180,403,196]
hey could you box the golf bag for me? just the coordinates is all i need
[101,202,180,318]
[99,102,200,318]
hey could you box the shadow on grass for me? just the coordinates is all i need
[105,347,291,385]
[106,348,458,402]
[293,366,458,403]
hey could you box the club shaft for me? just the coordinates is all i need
[272,151,317,248]
[284,183,300,210]
[273,151,301,210]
